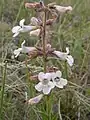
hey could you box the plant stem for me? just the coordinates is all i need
[0,61,7,120]
[42,9,47,72]
[64,61,68,79]
[46,96,50,120]
[42,8,51,120]
[58,98,63,120]
[25,59,33,97]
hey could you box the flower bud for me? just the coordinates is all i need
[27,94,43,105]
[25,2,42,9]
[30,29,41,37]
[54,5,72,13]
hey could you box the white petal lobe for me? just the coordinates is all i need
[12,26,21,33]
[66,55,74,66]
[19,19,25,27]
[38,72,45,81]
[14,48,22,57]
[43,86,51,95]
[60,78,67,86]
[35,82,43,92]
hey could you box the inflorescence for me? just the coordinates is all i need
[12,1,73,105]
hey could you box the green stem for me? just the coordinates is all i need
[64,61,68,79]
[25,59,33,97]
[0,61,7,119]
[58,98,63,120]
[47,96,50,120]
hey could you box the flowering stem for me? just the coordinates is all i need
[42,9,47,73]
[42,8,52,120]
[0,61,7,120]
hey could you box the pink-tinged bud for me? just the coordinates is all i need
[25,2,42,9]
[46,19,54,25]
[47,2,56,8]
[54,5,72,13]
[28,49,38,58]
[30,75,38,81]
[30,29,41,37]
[46,66,59,72]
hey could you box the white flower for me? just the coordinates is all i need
[54,5,72,13]
[28,94,43,105]
[51,70,67,88]
[12,19,37,37]
[53,47,74,66]
[30,29,41,36]
[35,72,55,95]
[14,40,36,57]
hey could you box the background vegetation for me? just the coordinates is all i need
[0,0,90,120]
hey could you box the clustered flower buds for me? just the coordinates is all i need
[12,1,73,104]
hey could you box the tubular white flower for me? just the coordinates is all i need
[14,40,36,57]
[51,70,67,88]
[12,19,37,37]
[35,72,55,95]
[30,29,41,36]
[54,5,72,13]
[53,47,74,66]
[28,94,43,105]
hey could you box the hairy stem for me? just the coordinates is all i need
[42,9,47,72]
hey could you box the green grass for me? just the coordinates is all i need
[0,0,90,120]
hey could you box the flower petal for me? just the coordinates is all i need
[54,78,67,88]
[21,40,25,48]
[60,78,67,86]
[66,6,72,11]
[44,73,51,81]
[20,26,37,32]
[43,85,52,95]
[12,26,21,33]
[48,81,55,89]
[19,19,25,27]
[56,70,62,78]
[66,47,69,54]
[35,82,43,92]
[14,48,22,57]
[51,72,56,81]
[66,55,74,66]
[13,32,20,37]
[28,94,43,105]
[55,82,64,88]
[53,51,67,60]
[38,72,44,81]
